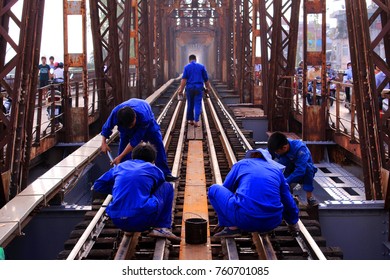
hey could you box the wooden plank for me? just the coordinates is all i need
[187,120,203,140]
[179,140,211,260]
[194,120,203,140]
[187,124,195,140]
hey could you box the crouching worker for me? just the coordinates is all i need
[267,131,318,206]
[93,142,181,241]
[208,149,299,238]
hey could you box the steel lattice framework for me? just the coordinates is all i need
[260,0,301,131]
[1,0,45,204]
[345,0,386,202]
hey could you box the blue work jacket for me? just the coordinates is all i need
[101,98,157,148]
[223,158,299,228]
[93,159,165,219]
[275,139,317,185]
[182,61,209,91]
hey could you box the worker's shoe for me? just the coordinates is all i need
[213,227,241,238]
[148,228,181,242]
[165,174,179,182]
[307,197,319,207]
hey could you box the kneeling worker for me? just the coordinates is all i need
[267,131,318,206]
[208,149,299,237]
[100,98,178,182]
[93,142,181,241]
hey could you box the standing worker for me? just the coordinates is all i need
[94,142,181,241]
[267,131,318,206]
[177,54,211,127]
[100,98,178,182]
[208,149,299,237]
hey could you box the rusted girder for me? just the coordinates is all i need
[366,0,390,208]
[89,0,131,122]
[137,0,154,98]
[21,0,46,189]
[0,0,46,204]
[345,0,385,203]
[63,0,89,143]
[263,0,301,131]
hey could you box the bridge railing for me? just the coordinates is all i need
[289,75,359,142]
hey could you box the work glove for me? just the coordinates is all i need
[288,223,300,236]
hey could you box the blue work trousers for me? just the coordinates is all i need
[284,164,315,193]
[118,123,171,176]
[208,184,281,233]
[186,88,203,122]
[111,182,174,232]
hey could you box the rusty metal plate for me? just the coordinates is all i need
[306,52,323,66]
[305,0,325,13]
[180,140,211,260]
[65,53,85,67]
[65,1,84,15]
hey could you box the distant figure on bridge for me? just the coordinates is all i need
[375,66,389,111]
[94,142,181,241]
[53,62,64,83]
[177,54,211,127]
[267,132,318,207]
[208,149,299,238]
[38,56,51,88]
[49,56,55,80]
[326,62,338,106]
[343,61,353,108]
[100,98,178,182]
[307,65,322,105]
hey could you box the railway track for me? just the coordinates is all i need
[58,80,343,260]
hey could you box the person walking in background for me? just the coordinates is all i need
[267,131,319,207]
[344,61,353,108]
[177,54,211,127]
[38,56,51,88]
[93,142,181,241]
[100,98,178,182]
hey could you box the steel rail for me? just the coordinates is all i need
[152,101,186,260]
[66,194,112,260]
[209,85,327,260]
[203,97,239,260]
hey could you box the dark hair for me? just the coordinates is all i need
[132,142,157,163]
[117,106,136,127]
[41,56,46,60]
[49,56,54,60]
[267,131,288,152]
[189,54,196,61]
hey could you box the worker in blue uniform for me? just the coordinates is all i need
[177,54,211,127]
[93,142,181,241]
[100,98,178,182]
[267,131,318,206]
[208,149,299,238]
